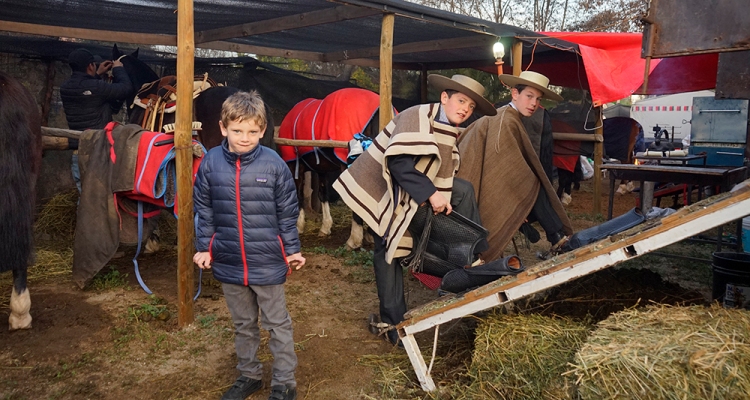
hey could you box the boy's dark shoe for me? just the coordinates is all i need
[268,384,297,400]
[222,376,262,400]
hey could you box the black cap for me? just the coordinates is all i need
[68,48,103,71]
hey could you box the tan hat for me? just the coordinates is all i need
[499,71,563,102]
[428,74,497,116]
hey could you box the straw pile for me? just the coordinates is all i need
[461,311,591,399]
[569,304,750,400]
[34,190,79,242]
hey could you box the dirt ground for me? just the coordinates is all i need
[0,177,726,400]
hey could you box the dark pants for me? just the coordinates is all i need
[526,187,564,243]
[370,178,483,333]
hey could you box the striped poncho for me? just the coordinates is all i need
[333,103,461,262]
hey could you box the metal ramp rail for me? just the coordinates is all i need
[397,180,750,392]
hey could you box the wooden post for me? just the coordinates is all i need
[593,108,603,215]
[420,64,428,103]
[41,58,55,126]
[512,40,523,76]
[379,13,394,131]
[176,0,195,327]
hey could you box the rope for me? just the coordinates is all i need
[427,325,440,375]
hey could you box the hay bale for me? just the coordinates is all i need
[462,311,591,399]
[570,304,750,400]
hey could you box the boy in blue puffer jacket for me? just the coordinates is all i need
[193,90,305,400]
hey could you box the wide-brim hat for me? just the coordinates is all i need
[499,71,563,102]
[428,74,497,116]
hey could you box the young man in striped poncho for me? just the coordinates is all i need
[332,74,496,346]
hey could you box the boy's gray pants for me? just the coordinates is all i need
[222,282,297,387]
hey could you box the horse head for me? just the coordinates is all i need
[112,44,159,110]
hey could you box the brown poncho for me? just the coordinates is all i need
[333,103,461,262]
[457,106,572,261]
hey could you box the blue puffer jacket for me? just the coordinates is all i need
[193,140,300,286]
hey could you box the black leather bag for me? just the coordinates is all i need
[401,205,488,277]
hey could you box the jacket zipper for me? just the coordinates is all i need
[235,159,249,286]
[278,236,291,276]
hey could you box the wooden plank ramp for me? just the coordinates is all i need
[397,180,750,392]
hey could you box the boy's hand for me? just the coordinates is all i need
[428,191,452,215]
[287,253,306,270]
[193,251,212,269]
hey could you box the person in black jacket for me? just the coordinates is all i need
[60,48,133,192]
[193,91,304,400]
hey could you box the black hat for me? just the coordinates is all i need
[68,48,103,71]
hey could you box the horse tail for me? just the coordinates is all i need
[0,72,42,293]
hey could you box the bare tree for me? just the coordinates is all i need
[571,0,649,32]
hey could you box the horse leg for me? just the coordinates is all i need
[9,269,31,330]
[346,213,365,249]
[295,172,306,235]
[319,201,333,237]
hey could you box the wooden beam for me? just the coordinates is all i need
[42,126,81,139]
[512,39,522,76]
[176,0,195,327]
[552,132,603,142]
[0,20,176,46]
[196,5,380,43]
[323,35,495,62]
[42,136,71,150]
[379,13,394,131]
[198,40,325,62]
[274,138,349,148]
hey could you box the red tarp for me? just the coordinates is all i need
[534,32,719,105]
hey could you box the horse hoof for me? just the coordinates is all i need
[8,314,32,331]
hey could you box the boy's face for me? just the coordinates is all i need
[220,118,265,154]
[511,86,543,117]
[440,91,476,125]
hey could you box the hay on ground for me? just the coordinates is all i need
[459,311,591,400]
[569,304,750,400]
[34,190,78,242]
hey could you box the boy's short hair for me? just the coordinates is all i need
[513,84,528,93]
[221,90,267,129]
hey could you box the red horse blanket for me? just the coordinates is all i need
[278,88,381,163]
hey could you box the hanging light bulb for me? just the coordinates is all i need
[493,40,505,76]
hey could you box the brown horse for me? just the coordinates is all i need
[0,72,42,330]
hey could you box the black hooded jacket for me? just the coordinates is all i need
[60,67,132,130]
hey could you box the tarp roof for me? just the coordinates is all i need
[0,0,573,70]
[0,1,721,105]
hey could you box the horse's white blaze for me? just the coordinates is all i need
[319,202,333,237]
[9,287,31,331]
[297,208,306,234]
[346,219,364,249]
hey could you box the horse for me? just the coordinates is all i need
[114,44,275,150]
[277,88,383,249]
[0,72,42,330]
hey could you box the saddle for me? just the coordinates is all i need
[131,73,219,132]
